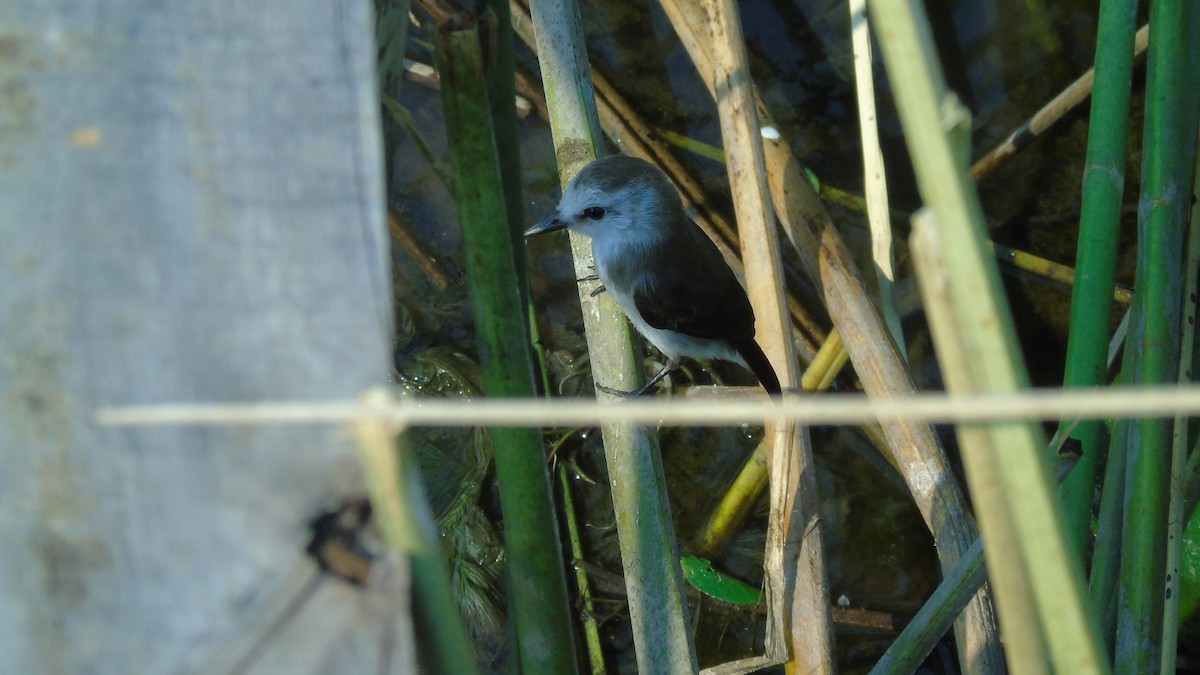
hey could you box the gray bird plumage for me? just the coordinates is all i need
[526,155,780,395]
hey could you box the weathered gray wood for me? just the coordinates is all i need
[0,1,401,673]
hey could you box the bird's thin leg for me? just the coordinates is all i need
[596,359,679,398]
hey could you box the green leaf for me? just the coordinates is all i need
[680,555,763,605]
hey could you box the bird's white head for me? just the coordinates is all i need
[524,156,682,249]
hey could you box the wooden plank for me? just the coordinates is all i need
[0,1,400,672]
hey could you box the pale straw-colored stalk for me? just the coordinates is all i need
[94,385,1200,429]
[849,0,904,356]
[909,213,1050,674]
[527,0,697,671]
[870,0,1108,669]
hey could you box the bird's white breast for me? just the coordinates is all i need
[595,255,746,366]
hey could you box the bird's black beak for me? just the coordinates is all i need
[525,212,568,238]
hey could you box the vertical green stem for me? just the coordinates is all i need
[478,0,524,243]
[376,0,413,180]
[435,20,579,675]
[1090,414,1128,658]
[475,0,554,396]
[1162,137,1200,672]
[558,464,607,675]
[1114,0,1200,668]
[1057,0,1139,562]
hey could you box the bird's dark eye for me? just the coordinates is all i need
[582,206,606,220]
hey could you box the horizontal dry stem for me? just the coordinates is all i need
[97,384,1200,428]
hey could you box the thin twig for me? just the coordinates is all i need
[389,210,454,291]
[971,24,1149,181]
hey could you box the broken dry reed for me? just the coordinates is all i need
[848,0,904,356]
[969,24,1149,182]
[701,0,834,668]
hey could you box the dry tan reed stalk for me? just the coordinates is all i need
[699,0,834,670]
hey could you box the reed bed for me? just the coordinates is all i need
[195,0,1200,671]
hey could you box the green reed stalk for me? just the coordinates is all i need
[1057,0,1139,562]
[1161,139,1200,673]
[1090,414,1127,658]
[1114,1,1200,669]
[475,0,554,396]
[435,20,578,674]
[376,0,413,180]
[558,464,606,675]
[478,0,524,243]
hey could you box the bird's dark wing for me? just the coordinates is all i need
[631,226,756,342]
[632,259,782,393]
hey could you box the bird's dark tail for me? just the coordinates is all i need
[734,338,781,395]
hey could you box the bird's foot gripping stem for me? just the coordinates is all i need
[595,361,677,398]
